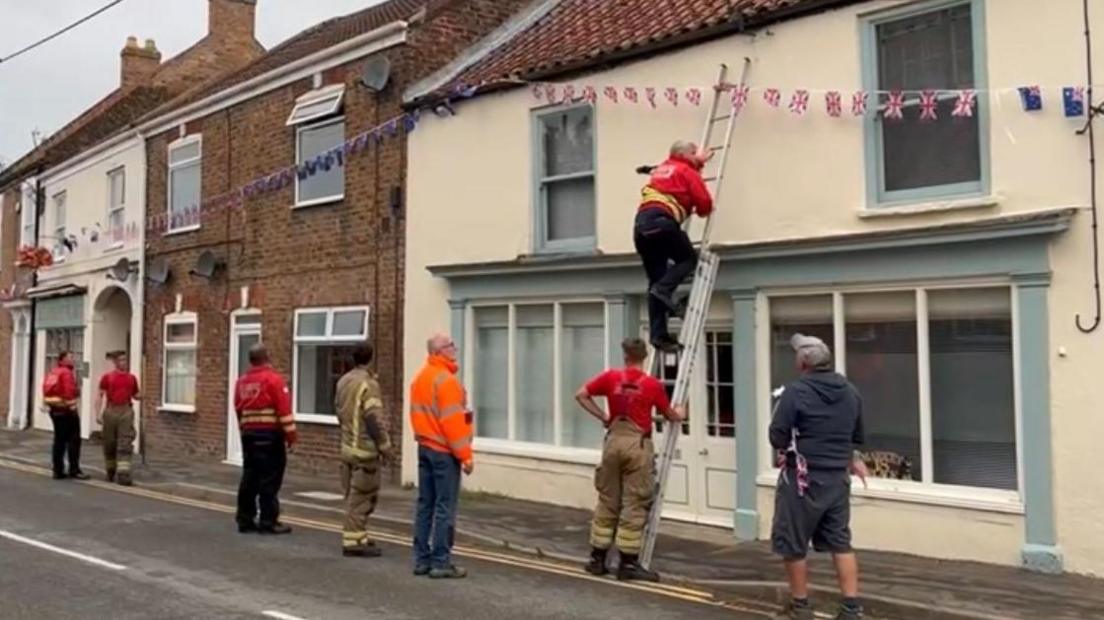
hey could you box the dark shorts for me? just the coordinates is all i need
[771,467,852,559]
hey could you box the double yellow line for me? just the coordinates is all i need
[0,457,773,617]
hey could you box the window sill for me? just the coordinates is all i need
[859,194,1001,219]
[293,195,344,210]
[158,404,196,414]
[294,413,339,425]
[102,242,125,253]
[164,225,201,237]
[755,472,1023,515]
[475,437,601,466]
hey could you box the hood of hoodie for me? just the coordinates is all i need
[798,371,850,405]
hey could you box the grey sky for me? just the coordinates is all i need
[0,0,385,166]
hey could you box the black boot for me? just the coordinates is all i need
[584,547,609,576]
[617,554,660,582]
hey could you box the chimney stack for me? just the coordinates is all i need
[120,37,162,90]
[209,0,257,42]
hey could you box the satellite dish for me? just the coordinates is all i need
[191,250,223,279]
[146,257,171,285]
[109,257,133,282]
[360,56,391,92]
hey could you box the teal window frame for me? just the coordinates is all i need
[531,102,597,253]
[861,0,990,207]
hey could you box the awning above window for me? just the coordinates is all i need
[286,84,345,127]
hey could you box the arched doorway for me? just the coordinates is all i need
[91,287,134,435]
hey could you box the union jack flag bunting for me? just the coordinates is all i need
[623,87,639,104]
[731,84,750,112]
[544,84,558,104]
[1018,85,1043,111]
[645,87,657,108]
[883,90,905,120]
[825,91,842,117]
[789,90,810,115]
[919,90,938,121]
[604,86,619,103]
[561,84,576,102]
[764,88,781,108]
[1064,87,1086,117]
[665,87,679,106]
[582,85,598,104]
[852,90,869,116]
[532,84,543,101]
[952,89,976,118]
[686,88,703,106]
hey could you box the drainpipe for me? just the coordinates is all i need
[23,169,44,430]
[136,129,148,465]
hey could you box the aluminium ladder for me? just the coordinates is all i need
[639,59,751,570]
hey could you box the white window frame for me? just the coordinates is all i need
[167,135,202,235]
[162,312,198,413]
[106,166,126,250]
[292,305,370,424]
[51,191,67,262]
[465,299,608,464]
[286,84,345,127]
[755,279,1024,514]
[20,183,36,247]
[294,116,346,208]
[532,103,597,253]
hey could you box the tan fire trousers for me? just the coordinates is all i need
[590,418,655,555]
[102,404,135,477]
[340,460,381,549]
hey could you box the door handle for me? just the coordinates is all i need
[698,448,709,456]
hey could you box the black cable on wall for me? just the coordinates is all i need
[1077,0,1102,334]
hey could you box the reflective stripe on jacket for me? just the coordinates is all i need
[43,362,80,410]
[638,153,713,223]
[336,367,390,464]
[409,355,473,464]
[234,364,298,444]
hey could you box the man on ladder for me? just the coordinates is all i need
[634,141,715,352]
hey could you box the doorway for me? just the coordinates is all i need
[226,312,262,465]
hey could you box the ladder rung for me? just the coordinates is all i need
[711,114,732,123]
[708,145,724,152]
[702,175,718,182]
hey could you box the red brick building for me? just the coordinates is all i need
[138,0,530,475]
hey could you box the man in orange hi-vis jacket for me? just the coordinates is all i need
[410,332,473,579]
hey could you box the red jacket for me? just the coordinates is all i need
[234,364,298,444]
[43,360,80,411]
[639,154,714,222]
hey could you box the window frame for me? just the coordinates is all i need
[860,0,990,207]
[51,191,67,262]
[166,135,203,235]
[756,280,1023,513]
[161,312,198,413]
[20,184,36,248]
[286,85,346,127]
[106,166,126,249]
[531,103,598,254]
[291,305,370,424]
[294,116,346,209]
[465,299,608,462]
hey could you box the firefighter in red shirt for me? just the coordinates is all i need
[43,351,89,480]
[233,343,298,535]
[575,337,686,582]
[96,351,141,486]
[635,140,714,352]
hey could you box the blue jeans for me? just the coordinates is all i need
[413,445,461,570]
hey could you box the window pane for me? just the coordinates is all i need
[108,209,126,243]
[165,349,196,406]
[166,322,196,343]
[560,303,606,448]
[546,178,595,242]
[474,307,509,439]
[541,107,593,177]
[770,295,835,391]
[516,305,553,444]
[296,343,357,415]
[291,95,341,123]
[929,288,1016,490]
[845,291,921,481]
[169,162,201,221]
[109,169,126,208]
[877,4,979,192]
[296,312,327,337]
[707,331,735,438]
[332,310,366,337]
[298,121,345,203]
[169,141,200,164]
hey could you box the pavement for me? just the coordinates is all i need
[3,429,1103,620]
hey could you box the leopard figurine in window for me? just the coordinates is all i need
[857,450,913,480]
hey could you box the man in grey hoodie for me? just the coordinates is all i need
[770,334,868,620]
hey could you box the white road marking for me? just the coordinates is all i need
[293,491,344,501]
[262,611,309,620]
[0,528,127,571]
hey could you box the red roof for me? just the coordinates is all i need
[438,0,862,98]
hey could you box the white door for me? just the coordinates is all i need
[226,314,262,465]
[7,311,30,430]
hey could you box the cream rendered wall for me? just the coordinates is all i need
[405,0,1104,574]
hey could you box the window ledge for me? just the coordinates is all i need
[475,437,601,466]
[755,472,1023,515]
[164,225,201,237]
[102,242,125,253]
[158,404,196,414]
[859,194,1002,219]
[294,413,339,426]
[293,195,344,210]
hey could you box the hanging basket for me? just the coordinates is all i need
[15,245,54,270]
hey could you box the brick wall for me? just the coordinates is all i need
[142,0,532,479]
[0,187,19,423]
